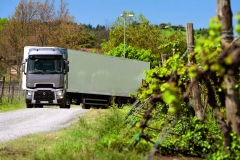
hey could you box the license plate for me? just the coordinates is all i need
[40,101,48,104]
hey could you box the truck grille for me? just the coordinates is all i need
[34,90,54,101]
[35,84,54,88]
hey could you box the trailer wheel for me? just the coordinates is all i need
[26,104,33,108]
[82,104,90,109]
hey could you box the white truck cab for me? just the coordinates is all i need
[22,46,70,108]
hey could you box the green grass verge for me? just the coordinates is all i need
[0,96,25,112]
[0,106,147,160]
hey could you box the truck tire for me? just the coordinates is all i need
[26,104,33,108]
[65,104,70,109]
[60,95,70,109]
[59,103,70,109]
[60,103,66,109]
[65,96,71,109]
[82,104,90,109]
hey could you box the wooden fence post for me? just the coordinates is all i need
[216,0,233,43]
[217,0,240,139]
[11,85,14,103]
[161,54,167,65]
[158,61,162,68]
[172,48,175,56]
[0,76,5,103]
[186,23,203,120]
[159,54,167,67]
[8,69,12,102]
[18,79,22,100]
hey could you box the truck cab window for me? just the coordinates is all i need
[27,55,63,73]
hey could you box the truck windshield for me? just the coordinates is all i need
[27,55,63,74]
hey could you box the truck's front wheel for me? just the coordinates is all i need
[60,103,66,108]
[59,96,70,109]
[26,104,33,108]
[60,103,70,109]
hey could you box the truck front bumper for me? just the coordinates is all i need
[25,89,65,105]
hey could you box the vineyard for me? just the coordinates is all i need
[106,4,240,159]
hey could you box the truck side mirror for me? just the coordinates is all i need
[64,60,69,73]
[22,60,26,74]
[65,65,69,73]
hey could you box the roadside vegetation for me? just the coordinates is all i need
[0,107,141,160]
[0,96,25,112]
[0,106,201,160]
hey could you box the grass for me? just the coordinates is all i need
[0,96,25,112]
[0,106,148,160]
[0,103,202,160]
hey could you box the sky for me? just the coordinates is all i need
[0,0,239,30]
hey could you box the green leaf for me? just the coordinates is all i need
[224,55,232,65]
[210,63,221,71]
[162,90,176,104]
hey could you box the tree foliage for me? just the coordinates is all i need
[101,11,187,68]
[0,0,108,79]
[105,44,158,68]
[101,12,163,55]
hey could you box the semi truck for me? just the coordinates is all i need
[22,46,150,109]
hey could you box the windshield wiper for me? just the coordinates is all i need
[31,70,43,74]
[29,69,43,74]
[49,70,60,74]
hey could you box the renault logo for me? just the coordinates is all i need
[43,92,46,95]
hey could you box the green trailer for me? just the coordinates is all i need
[67,50,150,109]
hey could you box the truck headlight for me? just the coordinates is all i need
[56,90,63,96]
[26,90,33,96]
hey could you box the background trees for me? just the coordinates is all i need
[0,0,106,80]
[0,1,206,79]
[101,12,188,68]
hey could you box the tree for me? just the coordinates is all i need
[0,18,8,78]
[0,0,78,79]
[105,44,158,67]
[0,18,7,29]
[101,11,188,66]
[101,11,187,67]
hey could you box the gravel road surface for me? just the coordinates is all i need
[0,107,87,142]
